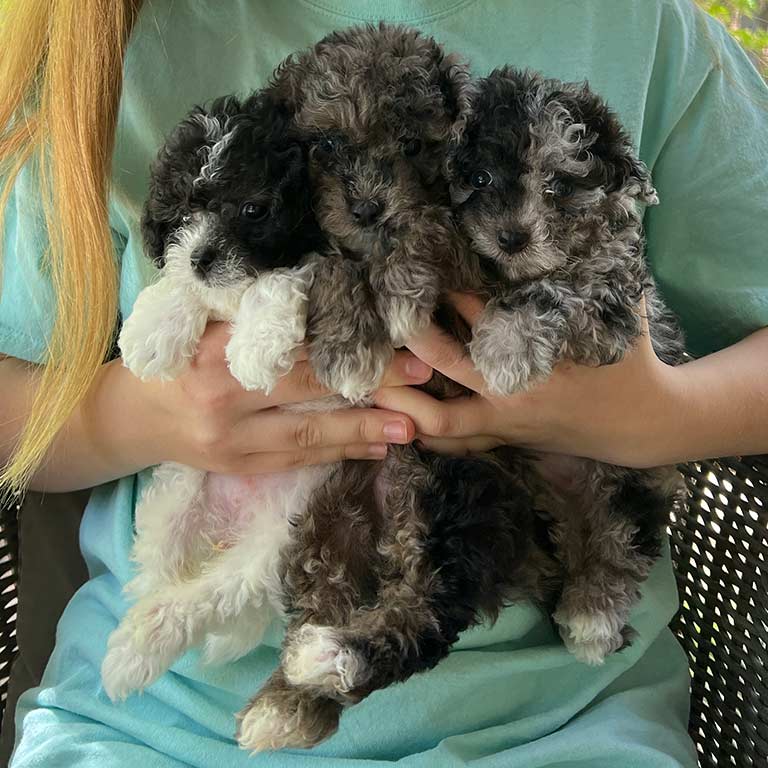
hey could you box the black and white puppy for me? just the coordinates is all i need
[102,92,332,701]
[449,67,686,664]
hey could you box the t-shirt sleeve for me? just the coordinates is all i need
[643,9,768,357]
[0,165,126,364]
[0,164,57,364]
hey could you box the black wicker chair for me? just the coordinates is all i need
[0,457,766,766]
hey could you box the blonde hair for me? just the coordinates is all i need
[0,0,142,494]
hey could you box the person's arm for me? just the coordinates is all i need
[379,12,768,468]
[0,323,431,492]
[374,293,768,468]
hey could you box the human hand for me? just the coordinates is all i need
[132,322,431,473]
[374,293,688,468]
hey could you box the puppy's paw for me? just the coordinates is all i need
[283,624,369,697]
[384,296,432,348]
[225,335,294,394]
[119,315,202,382]
[311,339,391,403]
[101,630,163,701]
[470,310,556,395]
[553,605,627,666]
[469,332,540,395]
[236,689,340,753]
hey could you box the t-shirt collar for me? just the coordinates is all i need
[298,0,473,23]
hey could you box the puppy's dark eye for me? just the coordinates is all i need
[181,214,192,224]
[316,137,337,155]
[470,169,494,189]
[402,138,422,157]
[551,178,575,198]
[239,201,269,221]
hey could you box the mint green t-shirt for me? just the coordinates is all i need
[4,1,767,766]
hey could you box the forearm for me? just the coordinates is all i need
[1,357,163,492]
[659,326,768,465]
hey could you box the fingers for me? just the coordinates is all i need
[373,386,489,439]
[405,322,485,393]
[238,442,389,473]
[416,434,504,456]
[242,351,433,408]
[447,291,486,326]
[233,406,416,455]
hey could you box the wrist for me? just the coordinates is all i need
[81,360,168,474]
[633,359,696,468]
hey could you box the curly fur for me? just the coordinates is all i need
[236,27,560,754]
[448,67,686,664]
[269,22,474,401]
[102,91,333,700]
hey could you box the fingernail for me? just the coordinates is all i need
[368,443,388,458]
[383,420,409,443]
[405,359,432,380]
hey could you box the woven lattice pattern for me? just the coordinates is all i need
[671,456,768,768]
[0,499,19,732]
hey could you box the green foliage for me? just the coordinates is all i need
[697,0,768,75]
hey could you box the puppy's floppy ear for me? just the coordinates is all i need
[141,102,232,267]
[551,81,659,205]
[437,51,474,142]
[615,152,659,205]
[266,51,307,117]
[140,201,171,268]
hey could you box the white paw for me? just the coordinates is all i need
[225,335,296,394]
[470,338,530,396]
[236,698,310,753]
[320,352,387,404]
[283,625,367,695]
[554,608,626,666]
[386,297,429,348]
[119,320,196,382]
[101,636,163,701]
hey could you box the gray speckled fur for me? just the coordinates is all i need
[449,67,686,664]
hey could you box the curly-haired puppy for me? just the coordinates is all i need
[449,67,686,664]
[267,22,474,400]
[101,91,331,699]
[235,27,557,753]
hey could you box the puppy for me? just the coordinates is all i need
[236,26,557,753]
[101,91,331,700]
[449,67,686,664]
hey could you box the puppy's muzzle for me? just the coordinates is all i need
[497,229,530,254]
[191,244,219,277]
[349,198,382,227]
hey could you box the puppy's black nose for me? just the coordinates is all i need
[497,229,530,254]
[350,199,382,226]
[191,245,218,276]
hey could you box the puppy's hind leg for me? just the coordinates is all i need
[280,447,536,703]
[237,668,342,753]
[102,530,286,700]
[550,462,682,665]
[127,462,207,597]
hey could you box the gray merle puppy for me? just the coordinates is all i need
[236,27,557,753]
[449,67,686,664]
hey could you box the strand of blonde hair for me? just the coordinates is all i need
[0,0,142,495]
